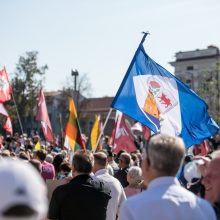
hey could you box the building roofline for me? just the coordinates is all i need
[170,54,220,64]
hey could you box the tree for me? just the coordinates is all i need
[9,51,48,133]
[197,62,220,125]
[61,71,92,113]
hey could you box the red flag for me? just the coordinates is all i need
[194,140,210,156]
[0,103,12,134]
[111,112,136,154]
[0,67,12,103]
[142,125,151,140]
[36,89,54,142]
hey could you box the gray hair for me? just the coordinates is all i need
[147,134,185,176]
[127,166,142,184]
[45,154,54,163]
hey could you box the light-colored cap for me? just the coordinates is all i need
[183,160,203,186]
[0,159,48,220]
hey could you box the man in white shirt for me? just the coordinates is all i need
[93,152,126,220]
[119,134,217,220]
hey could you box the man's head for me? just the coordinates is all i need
[142,134,185,184]
[72,150,94,175]
[202,150,220,204]
[118,153,131,169]
[93,152,108,173]
[35,150,46,162]
[0,158,48,220]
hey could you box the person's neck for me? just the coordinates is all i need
[146,170,171,185]
[94,166,106,174]
[120,165,129,169]
[73,172,90,178]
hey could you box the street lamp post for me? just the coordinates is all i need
[71,69,79,92]
[71,69,79,112]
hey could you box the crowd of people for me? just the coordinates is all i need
[0,131,219,220]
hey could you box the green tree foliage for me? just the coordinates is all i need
[9,51,48,133]
[197,62,220,125]
[61,72,92,114]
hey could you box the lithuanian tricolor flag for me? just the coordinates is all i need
[64,97,85,152]
[87,114,101,152]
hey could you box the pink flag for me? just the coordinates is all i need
[111,112,136,154]
[0,67,12,103]
[36,89,54,142]
[142,125,151,141]
[0,103,12,134]
[194,140,210,156]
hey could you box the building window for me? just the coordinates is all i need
[187,66,194,71]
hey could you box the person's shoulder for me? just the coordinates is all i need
[89,177,111,194]
[124,190,146,206]
[196,196,215,210]
[52,179,75,195]
[196,197,217,219]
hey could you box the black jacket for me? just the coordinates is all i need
[48,174,111,220]
[114,167,129,188]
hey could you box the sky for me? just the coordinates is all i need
[0,0,220,98]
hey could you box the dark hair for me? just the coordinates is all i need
[53,154,64,173]
[19,152,29,161]
[107,150,113,157]
[115,150,126,163]
[131,153,139,166]
[35,150,46,161]
[184,155,193,163]
[60,162,71,173]
[119,153,131,166]
[72,150,93,173]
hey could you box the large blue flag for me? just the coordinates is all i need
[111,35,219,148]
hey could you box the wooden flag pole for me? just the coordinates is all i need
[93,108,113,152]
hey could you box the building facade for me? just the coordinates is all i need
[170,45,220,123]
[44,92,116,138]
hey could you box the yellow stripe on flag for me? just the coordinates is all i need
[34,141,41,151]
[65,97,78,152]
[90,115,101,151]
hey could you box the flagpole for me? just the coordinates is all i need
[93,108,113,152]
[140,31,150,44]
[112,31,150,107]
[11,91,24,134]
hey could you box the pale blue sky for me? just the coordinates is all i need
[0,0,219,97]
